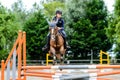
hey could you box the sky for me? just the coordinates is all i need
[103,0,115,12]
[0,0,41,10]
[0,0,115,12]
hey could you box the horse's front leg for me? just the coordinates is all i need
[50,47,56,65]
[60,46,65,65]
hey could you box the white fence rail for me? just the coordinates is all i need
[25,59,120,65]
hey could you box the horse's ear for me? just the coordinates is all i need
[47,21,51,25]
[46,19,51,25]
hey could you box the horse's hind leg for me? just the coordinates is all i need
[60,54,64,65]
[60,52,65,71]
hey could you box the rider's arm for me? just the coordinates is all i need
[58,19,64,30]
[61,19,64,30]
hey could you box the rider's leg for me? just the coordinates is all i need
[61,30,70,49]
[42,33,50,51]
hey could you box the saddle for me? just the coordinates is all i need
[58,30,66,38]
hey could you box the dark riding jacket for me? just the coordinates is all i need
[47,16,66,38]
[52,16,64,30]
[52,16,66,37]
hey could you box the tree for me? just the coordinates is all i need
[43,1,65,19]
[106,0,120,52]
[114,0,120,51]
[0,3,20,60]
[65,0,111,59]
[106,14,116,43]
[24,9,48,60]
[11,0,27,29]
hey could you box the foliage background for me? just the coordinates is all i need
[0,0,119,60]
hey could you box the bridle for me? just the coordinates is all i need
[47,19,59,41]
[50,26,59,41]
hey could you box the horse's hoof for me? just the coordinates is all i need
[53,61,57,65]
[60,69,62,71]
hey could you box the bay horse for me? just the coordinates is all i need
[48,21,66,65]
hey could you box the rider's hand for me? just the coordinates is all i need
[58,27,62,30]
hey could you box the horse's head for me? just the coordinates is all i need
[48,21,58,41]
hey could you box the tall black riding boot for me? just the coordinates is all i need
[66,41,71,49]
[64,38,70,49]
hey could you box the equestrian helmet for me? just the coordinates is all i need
[56,10,62,15]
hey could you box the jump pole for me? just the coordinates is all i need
[52,70,120,80]
[22,65,120,70]
[1,60,5,80]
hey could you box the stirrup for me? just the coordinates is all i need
[67,45,71,49]
[42,46,48,51]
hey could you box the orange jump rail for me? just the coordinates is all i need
[1,30,26,80]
